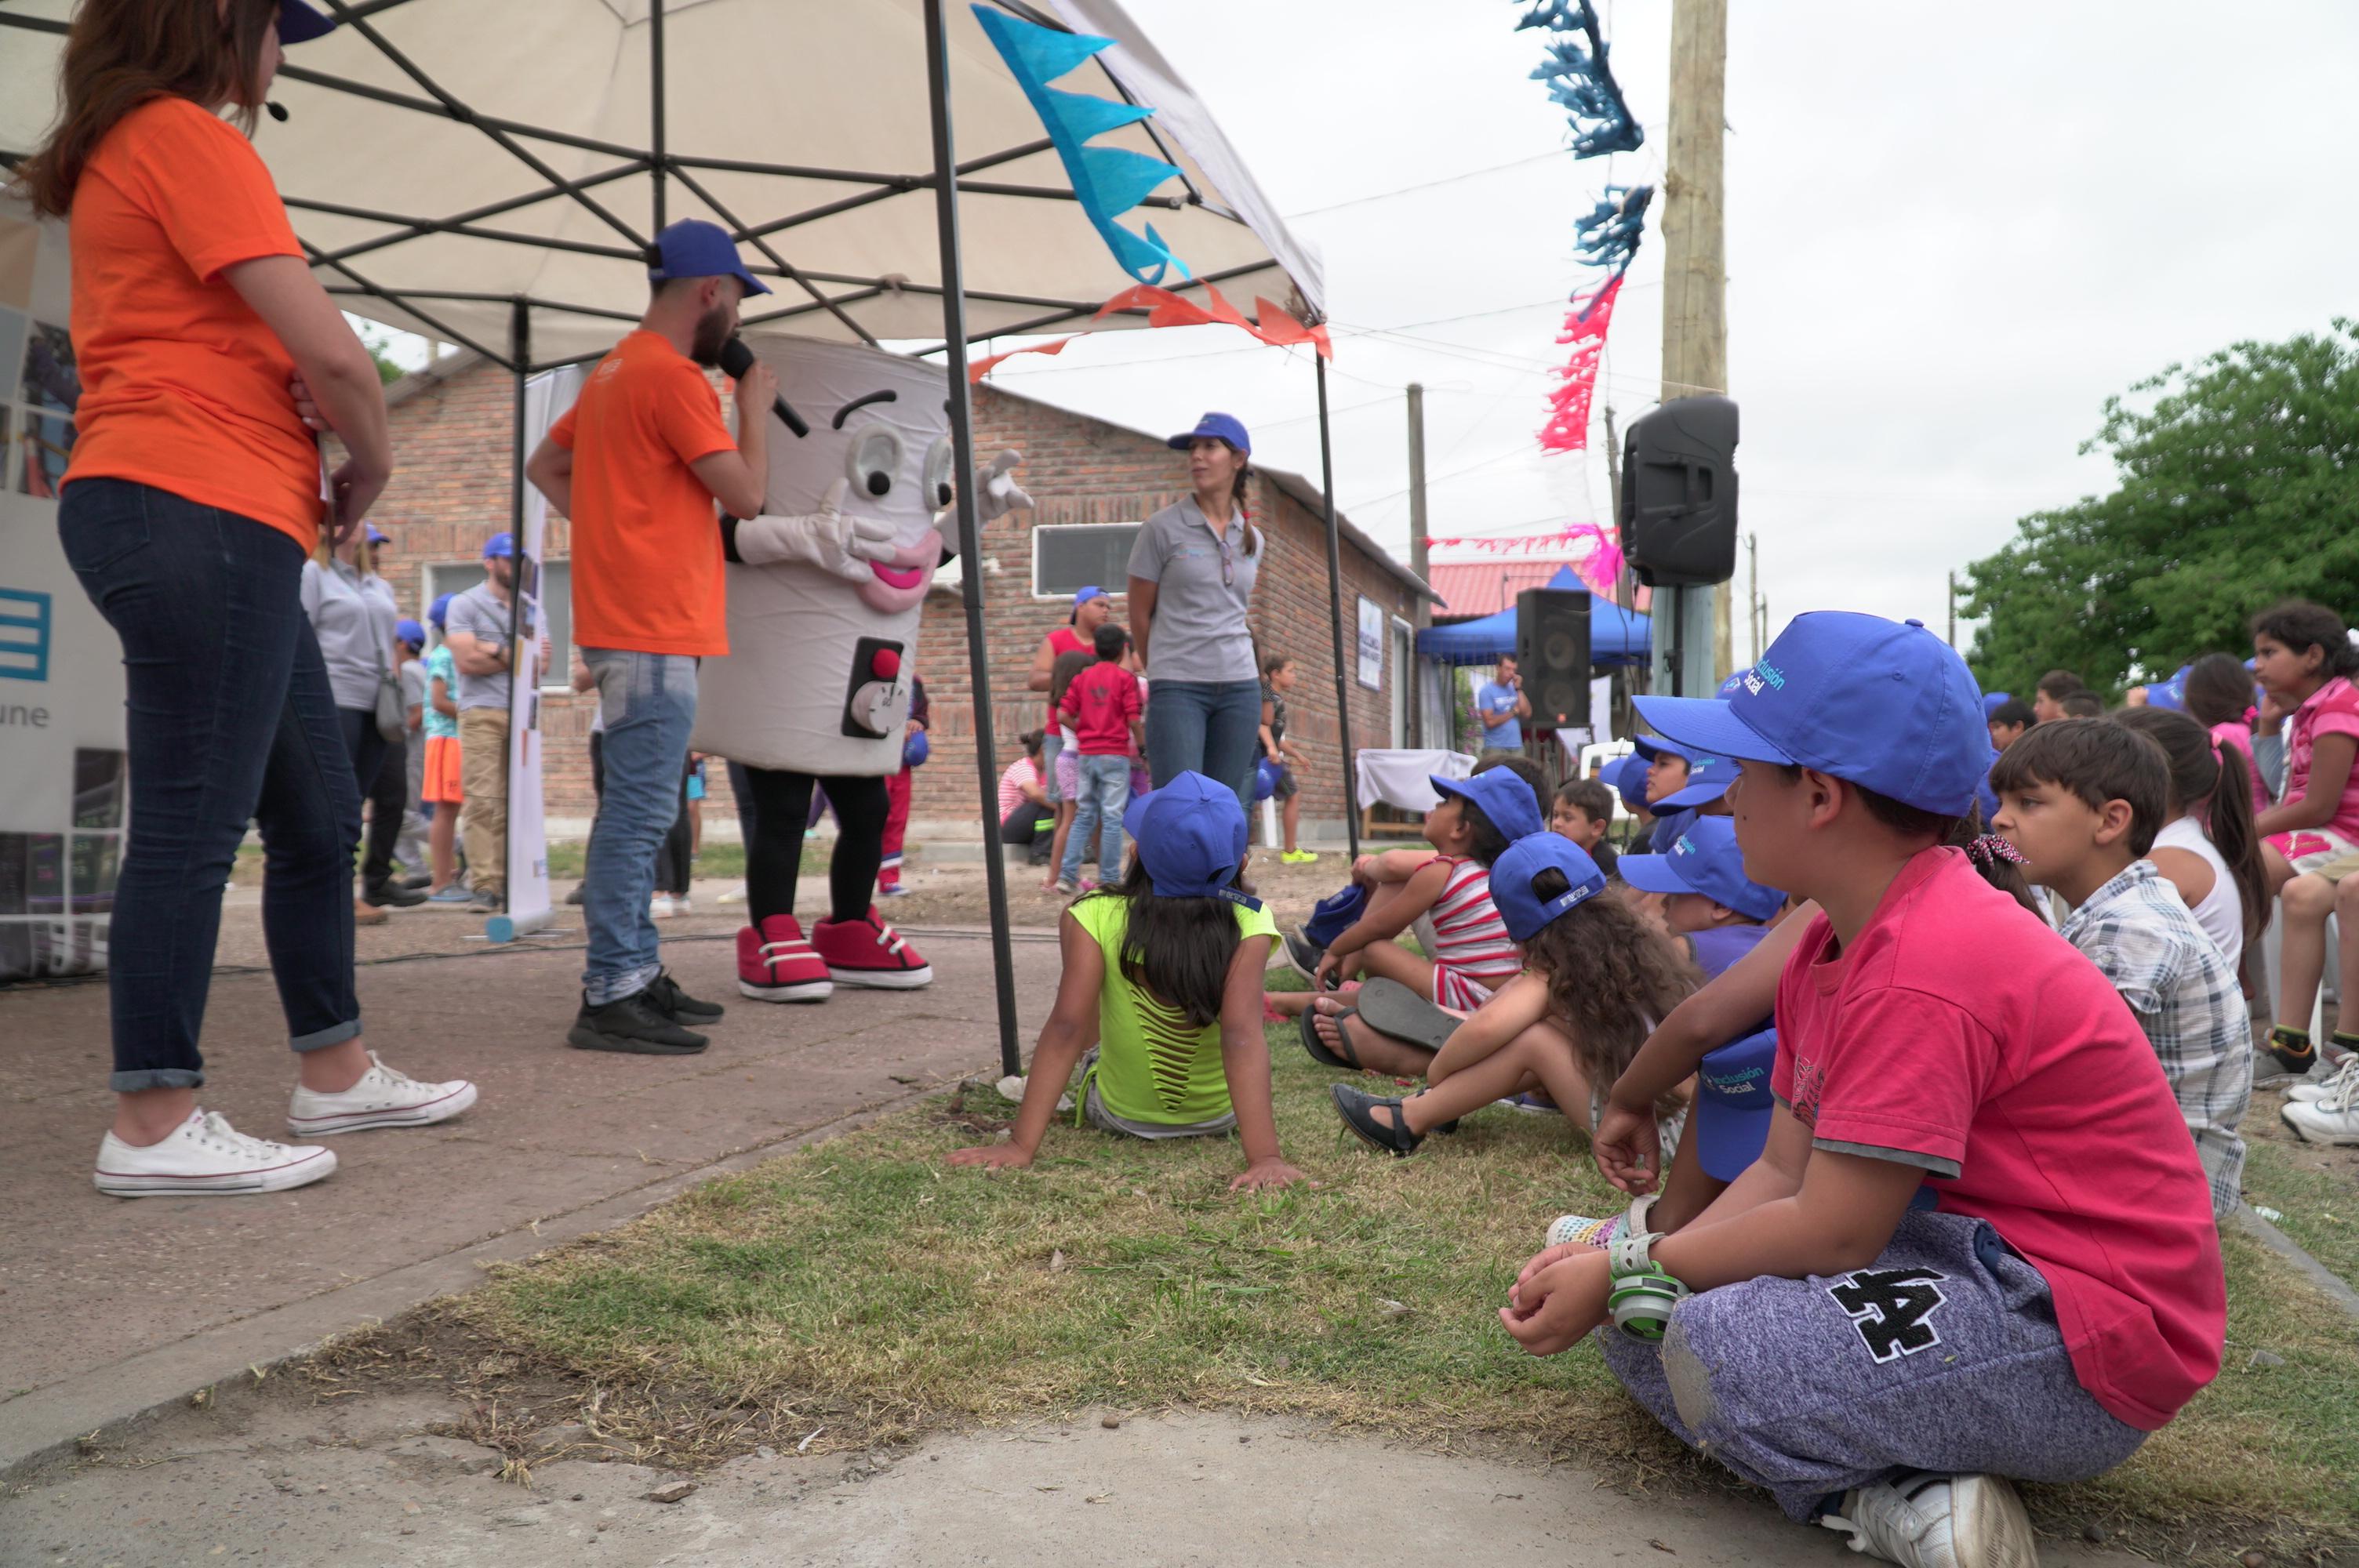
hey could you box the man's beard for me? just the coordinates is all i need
[689,306,732,368]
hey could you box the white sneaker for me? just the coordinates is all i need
[1820,1472,2035,1568]
[2281,1068,2359,1145]
[649,894,678,920]
[95,1110,336,1198]
[674,894,694,915]
[286,1053,478,1137]
[2286,1053,2359,1104]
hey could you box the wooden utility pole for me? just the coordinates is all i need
[1406,382,1429,585]
[1659,0,1729,683]
[1746,531,1759,666]
[1946,570,1957,648]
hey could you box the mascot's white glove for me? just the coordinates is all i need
[979,449,1033,520]
[731,479,897,583]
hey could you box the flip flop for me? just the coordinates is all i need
[1297,1004,1364,1070]
[1355,978,1460,1055]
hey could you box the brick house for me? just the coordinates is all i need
[366,352,1432,844]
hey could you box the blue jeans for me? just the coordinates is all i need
[1143,678,1263,809]
[580,648,697,1005]
[1061,753,1132,886]
[58,479,365,1091]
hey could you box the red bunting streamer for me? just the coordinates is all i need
[1536,272,1623,452]
[969,281,1330,381]
[1427,522,1624,598]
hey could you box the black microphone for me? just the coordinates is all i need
[717,336,809,437]
[266,100,289,122]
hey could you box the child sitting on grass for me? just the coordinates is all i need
[1269,762,1543,1024]
[1325,829,1697,1156]
[1550,776,1619,877]
[1990,719,2249,1217]
[948,772,1307,1192]
[1500,613,2223,1568]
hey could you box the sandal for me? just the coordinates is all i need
[1298,1004,1365,1070]
[1355,978,1460,1055]
[1332,1082,1423,1156]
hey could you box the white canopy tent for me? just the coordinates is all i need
[0,0,1367,1070]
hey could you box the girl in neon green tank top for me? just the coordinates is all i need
[948,772,1308,1192]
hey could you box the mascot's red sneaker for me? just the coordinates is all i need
[812,909,933,989]
[737,915,834,1003]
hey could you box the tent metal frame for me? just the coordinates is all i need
[0,0,1365,1073]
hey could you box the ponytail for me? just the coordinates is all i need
[2114,706,2269,944]
[1949,808,2041,916]
[1230,460,1259,557]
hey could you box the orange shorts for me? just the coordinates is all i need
[423,734,464,804]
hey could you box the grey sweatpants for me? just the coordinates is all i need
[1597,1209,2147,1520]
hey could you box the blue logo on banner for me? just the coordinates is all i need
[0,589,51,681]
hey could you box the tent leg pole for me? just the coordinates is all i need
[1314,356,1361,861]
[503,299,529,920]
[921,0,1023,1082]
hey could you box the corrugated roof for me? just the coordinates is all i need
[1427,559,1579,619]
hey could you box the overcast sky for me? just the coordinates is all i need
[962,0,2359,662]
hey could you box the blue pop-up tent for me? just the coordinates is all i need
[1416,564,1650,665]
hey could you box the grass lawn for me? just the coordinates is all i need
[232,838,805,884]
[2242,1134,2359,1291]
[359,996,2359,1563]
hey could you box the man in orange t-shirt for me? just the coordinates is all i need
[525,219,776,1057]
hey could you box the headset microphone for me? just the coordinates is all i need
[267,101,290,122]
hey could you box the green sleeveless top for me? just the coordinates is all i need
[1069,892,1278,1125]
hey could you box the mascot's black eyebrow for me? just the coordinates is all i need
[831,390,899,429]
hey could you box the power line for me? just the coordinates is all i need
[1281,152,1565,220]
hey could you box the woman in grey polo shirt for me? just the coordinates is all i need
[300,530,409,924]
[1127,413,1263,806]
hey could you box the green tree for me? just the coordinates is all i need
[1961,321,2359,699]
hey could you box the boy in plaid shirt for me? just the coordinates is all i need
[1991,720,2249,1216]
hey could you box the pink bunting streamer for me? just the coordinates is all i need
[1426,523,1625,599]
[1536,272,1623,453]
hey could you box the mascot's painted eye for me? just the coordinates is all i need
[921,436,954,510]
[845,426,903,498]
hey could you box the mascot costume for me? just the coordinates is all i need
[691,335,1027,1004]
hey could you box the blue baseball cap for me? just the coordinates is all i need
[2146,664,2191,712]
[1605,753,1652,815]
[1715,670,1749,698]
[1634,612,1989,816]
[482,532,516,561]
[647,219,771,297]
[428,592,453,630]
[278,1,336,45]
[1167,412,1251,455]
[1616,815,1784,922]
[1981,690,2014,717]
[1122,771,1256,904]
[1488,832,1610,942]
[1693,1026,1778,1180]
[1654,752,1734,809]
[1073,586,1106,606]
[1430,768,1544,841]
[1630,734,1690,765]
[395,618,426,649]
[365,524,389,545]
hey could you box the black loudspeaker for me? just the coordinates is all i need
[1516,588,1592,730]
[1621,395,1739,586]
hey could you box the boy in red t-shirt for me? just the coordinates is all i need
[1056,623,1144,894]
[1499,613,2224,1568]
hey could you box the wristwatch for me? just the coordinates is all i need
[1605,1229,1688,1341]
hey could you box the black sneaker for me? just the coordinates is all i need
[469,891,505,915]
[400,873,432,891]
[566,991,709,1055]
[646,969,725,1023]
[1282,928,1325,982]
[363,879,428,909]
[563,885,585,906]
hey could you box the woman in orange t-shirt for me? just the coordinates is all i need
[17,0,475,1198]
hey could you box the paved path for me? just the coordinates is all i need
[0,924,1056,1472]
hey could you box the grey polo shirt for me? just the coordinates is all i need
[298,560,398,713]
[1125,498,1260,684]
[444,583,517,710]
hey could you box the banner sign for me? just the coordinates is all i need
[0,198,127,982]
[1356,595,1384,691]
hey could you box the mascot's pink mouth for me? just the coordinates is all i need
[869,561,926,590]
[854,528,946,615]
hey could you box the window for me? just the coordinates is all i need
[423,558,571,691]
[1032,524,1140,599]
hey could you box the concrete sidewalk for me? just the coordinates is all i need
[0,922,1058,1474]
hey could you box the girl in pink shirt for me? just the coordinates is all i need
[2183,652,2268,816]
[2251,601,2359,1080]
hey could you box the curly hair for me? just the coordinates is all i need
[1519,873,1699,1111]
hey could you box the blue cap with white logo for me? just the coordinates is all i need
[1616,815,1784,922]
[1429,767,1545,842]
[1166,412,1251,455]
[1634,612,1989,816]
[1605,753,1652,815]
[1488,832,1610,942]
[1122,771,1257,905]
[1693,1025,1778,1179]
[1653,752,1735,810]
[647,219,771,298]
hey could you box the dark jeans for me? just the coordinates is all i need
[336,707,391,887]
[1143,677,1263,810]
[738,767,888,927]
[59,479,363,1091]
